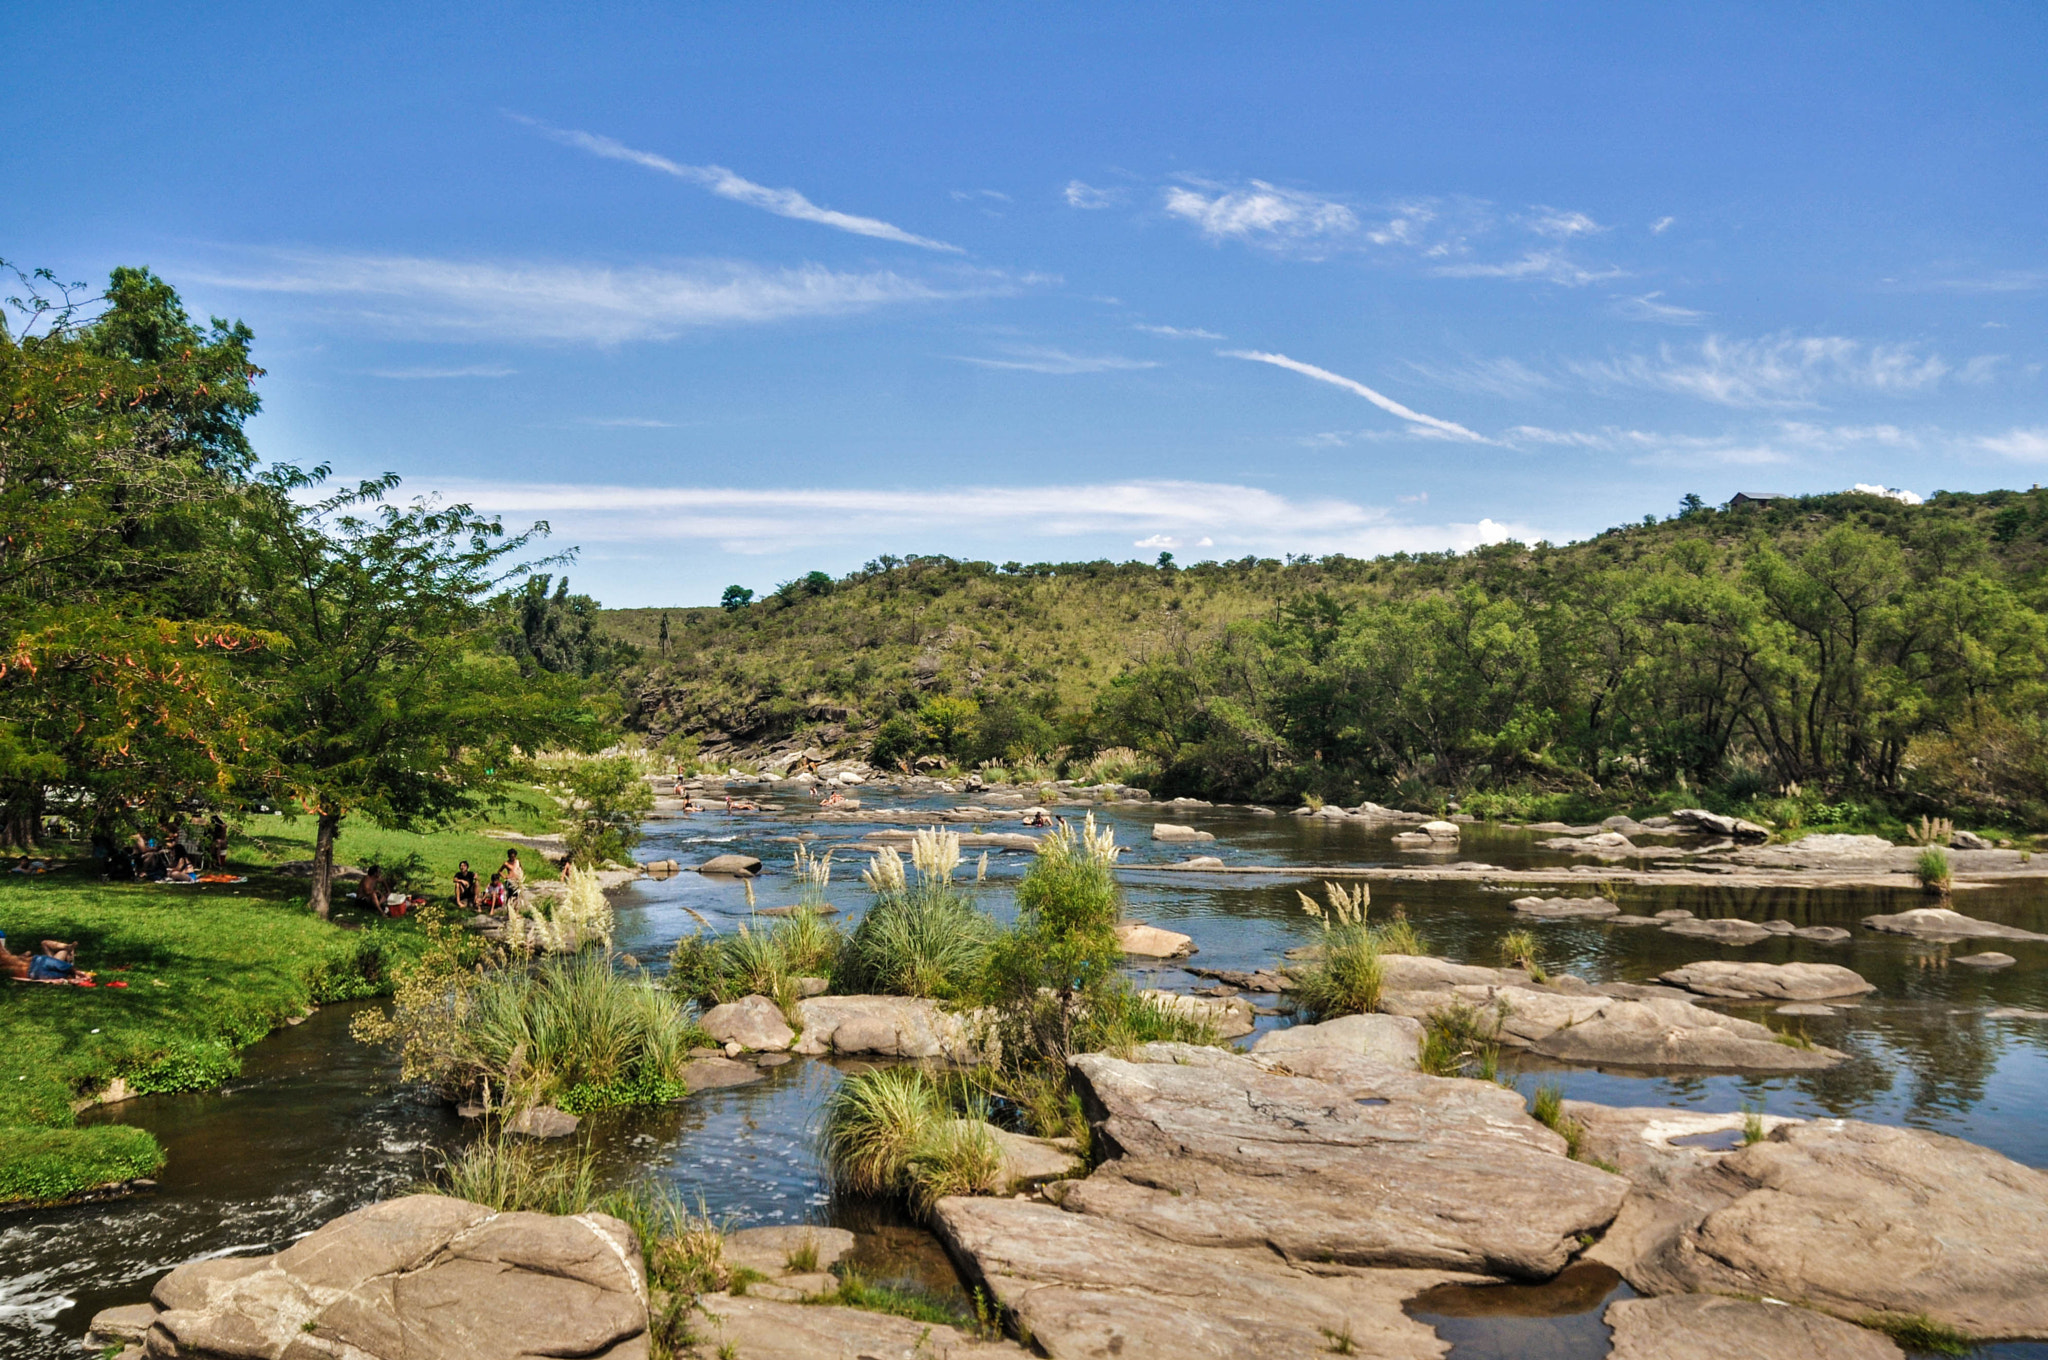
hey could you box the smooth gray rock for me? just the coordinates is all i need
[1139,987,1254,1038]
[1988,1007,2048,1020]
[503,1104,579,1139]
[1863,907,2048,942]
[1777,1002,1837,1017]
[700,994,795,1051]
[1115,921,1196,957]
[1951,829,1995,850]
[1658,961,1875,1001]
[681,1056,765,1090]
[1511,895,1620,920]
[1151,822,1215,842]
[696,1294,1027,1358]
[1251,1012,1423,1069]
[1655,909,1696,921]
[1793,925,1853,943]
[134,1195,646,1360]
[1662,917,1774,945]
[793,995,980,1061]
[1606,1295,1902,1360]
[85,1303,159,1347]
[1530,997,1845,1071]
[976,1121,1087,1191]
[722,1225,856,1277]
[1672,808,1771,841]
[696,853,762,876]
[1956,951,2017,969]
[1063,1046,1627,1277]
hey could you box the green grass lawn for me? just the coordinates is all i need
[0,792,567,1206]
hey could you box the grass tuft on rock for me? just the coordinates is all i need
[421,1133,599,1215]
[1528,1082,1586,1159]
[1419,1000,1508,1079]
[820,1066,1002,1211]
[1915,847,1954,895]
[812,1268,971,1328]
[1291,882,1383,1022]
[1857,1311,1975,1356]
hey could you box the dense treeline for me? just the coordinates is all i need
[615,492,2048,828]
[0,264,604,906]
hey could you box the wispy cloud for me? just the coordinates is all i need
[367,364,516,379]
[1224,350,1489,442]
[510,114,962,253]
[1133,323,1224,340]
[951,189,1010,203]
[1614,291,1707,324]
[1650,216,1676,234]
[1570,333,1953,407]
[1396,355,1554,398]
[1064,180,1123,209]
[1980,427,2048,460]
[425,476,1541,558]
[195,251,1018,344]
[1163,180,1359,256]
[1434,250,1624,286]
[1506,420,1924,467]
[1914,269,2048,294]
[956,345,1160,374]
[1526,207,1604,239]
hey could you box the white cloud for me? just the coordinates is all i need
[1980,427,2048,460]
[1223,350,1489,442]
[1570,333,1952,407]
[1851,483,1923,504]
[511,114,962,253]
[1650,216,1676,234]
[1918,269,2048,293]
[1614,292,1707,324]
[1507,421,1925,466]
[956,346,1161,375]
[1527,207,1604,239]
[1133,534,1179,549]
[1162,180,1359,254]
[195,251,1017,344]
[367,364,516,379]
[1133,323,1225,340]
[1434,250,1624,287]
[951,189,1010,203]
[426,476,1543,559]
[1064,180,1122,209]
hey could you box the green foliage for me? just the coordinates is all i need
[820,1066,1000,1212]
[0,1124,164,1204]
[1372,910,1428,957]
[1498,928,1545,981]
[719,585,754,611]
[1291,882,1382,1022]
[1856,1312,1975,1355]
[1743,1106,1767,1146]
[1915,847,1954,894]
[667,906,844,1011]
[122,1039,241,1095]
[1419,1001,1508,1079]
[421,1134,600,1216]
[980,815,1126,1067]
[1529,1083,1585,1158]
[561,756,655,867]
[497,574,639,679]
[836,885,995,1001]
[813,1268,971,1328]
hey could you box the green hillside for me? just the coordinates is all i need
[603,488,2048,827]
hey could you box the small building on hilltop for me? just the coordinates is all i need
[1727,491,1793,509]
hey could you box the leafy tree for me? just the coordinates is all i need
[561,756,654,867]
[720,585,754,612]
[496,574,637,678]
[236,467,594,916]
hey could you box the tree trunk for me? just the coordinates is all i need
[310,808,342,919]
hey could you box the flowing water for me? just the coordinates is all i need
[7,791,2047,1358]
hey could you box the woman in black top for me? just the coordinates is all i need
[453,860,479,911]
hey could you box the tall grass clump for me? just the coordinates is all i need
[1498,928,1546,982]
[422,1133,601,1215]
[1419,999,1509,1080]
[1915,847,1953,896]
[821,1066,1001,1213]
[1291,881,1382,1022]
[1528,1082,1585,1158]
[666,844,846,1008]
[1373,908,1429,957]
[1857,1312,1975,1356]
[505,863,617,954]
[835,831,997,999]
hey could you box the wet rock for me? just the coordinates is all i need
[1662,917,1774,945]
[1955,951,2017,969]
[1611,914,1666,926]
[1794,925,1853,943]
[1115,921,1196,957]
[793,995,980,1061]
[1655,909,1695,921]
[722,1225,856,1277]
[1510,895,1621,919]
[753,1052,792,1067]
[1391,831,1446,850]
[696,853,762,876]
[1672,808,1771,842]
[935,1197,1474,1360]
[1658,961,1875,1002]
[1150,822,1215,842]
[1139,987,1254,1038]
[1758,919,1798,934]
[1250,1012,1422,1069]
[134,1194,646,1360]
[1176,854,1227,868]
[1777,1002,1837,1016]
[1863,907,2048,942]
[700,994,795,1051]
[1540,831,1637,853]
[85,1303,158,1348]
[1061,1046,1627,1277]
[1604,1116,2048,1339]
[1419,819,1461,839]
[682,1056,765,1090]
[504,1104,580,1138]
[694,1294,1027,1358]
[1988,1007,2048,1020]
[1530,997,1845,1071]
[1186,964,1293,993]
[1605,1295,1903,1360]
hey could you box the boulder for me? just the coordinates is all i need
[1418,819,1461,839]
[1863,907,2048,943]
[793,995,980,1061]
[977,1122,1086,1191]
[1250,1012,1422,1069]
[1662,917,1774,945]
[696,853,762,876]
[1956,951,2017,969]
[1655,909,1695,921]
[1794,925,1853,943]
[85,1303,159,1348]
[1658,961,1875,1002]
[1950,829,1995,850]
[1598,1115,2048,1339]
[721,1225,856,1277]
[1176,855,1227,869]
[1510,895,1621,920]
[1061,1046,1628,1277]
[129,1195,646,1360]
[681,1056,765,1090]
[1115,921,1195,957]
[1605,1295,1903,1360]
[695,1294,1027,1358]
[700,994,795,1051]
[1672,807,1771,841]
[503,1104,579,1139]
[1391,831,1443,849]
[1151,822,1215,842]
[1138,987,1254,1038]
[1759,918,1798,934]
[1530,997,1845,1071]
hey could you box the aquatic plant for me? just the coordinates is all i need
[1372,908,1429,957]
[837,884,996,1000]
[820,1066,1000,1212]
[1915,847,1953,895]
[1742,1106,1766,1145]
[666,905,845,1011]
[1856,1311,1974,1356]
[1498,928,1545,982]
[1292,881,1382,1022]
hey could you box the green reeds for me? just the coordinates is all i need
[1293,882,1383,1021]
[1856,1312,1974,1356]
[1498,929,1545,981]
[819,1066,1001,1212]
[1372,909,1429,957]
[836,886,996,999]
[1419,1000,1507,1079]
[1915,847,1953,896]
[1528,1082,1586,1159]
[422,1134,600,1216]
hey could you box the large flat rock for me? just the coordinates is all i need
[1577,1108,2048,1340]
[1063,1045,1627,1278]
[1510,896,1621,920]
[1661,917,1775,945]
[130,1194,647,1359]
[1658,961,1875,1001]
[792,994,980,1061]
[1862,907,2048,942]
[1606,1295,1902,1360]
[1251,1012,1423,1069]
[692,1294,1027,1358]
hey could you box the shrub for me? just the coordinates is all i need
[838,833,996,999]
[668,906,843,1012]
[562,756,655,868]
[1498,929,1544,982]
[1373,909,1428,957]
[1291,882,1382,1022]
[1915,847,1953,895]
[1419,1000,1507,1079]
[506,864,616,954]
[981,814,1125,1065]
[820,1066,1000,1212]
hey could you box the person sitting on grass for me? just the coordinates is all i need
[502,848,525,894]
[354,865,388,914]
[23,940,92,984]
[483,870,508,913]
[163,845,200,881]
[453,860,479,911]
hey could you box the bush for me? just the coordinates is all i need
[506,864,616,954]
[668,905,843,1012]
[1498,928,1545,982]
[1291,882,1382,1022]
[820,1066,1000,1212]
[122,1039,241,1094]
[1419,1000,1509,1079]
[562,756,655,868]
[1915,847,1953,895]
[423,1134,599,1215]
[838,833,997,999]
[1373,909,1428,957]
[981,815,1125,1066]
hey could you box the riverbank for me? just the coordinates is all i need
[0,806,567,1208]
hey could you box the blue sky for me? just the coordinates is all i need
[6,2,2044,605]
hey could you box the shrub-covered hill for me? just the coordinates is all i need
[602,487,2048,823]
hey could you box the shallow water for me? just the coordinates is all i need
[8,790,2047,1358]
